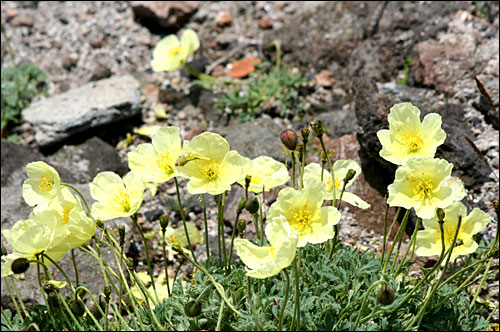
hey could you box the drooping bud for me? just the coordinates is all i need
[237,219,247,234]
[237,198,247,214]
[376,283,395,305]
[184,300,202,317]
[281,129,298,151]
[245,175,252,191]
[245,197,259,214]
[436,208,446,222]
[160,215,169,232]
[300,127,311,144]
[310,120,325,138]
[118,225,126,246]
[344,169,356,183]
[69,298,85,316]
[11,258,30,274]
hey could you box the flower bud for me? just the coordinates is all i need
[11,258,30,274]
[184,300,202,317]
[300,127,311,144]
[1,245,7,257]
[376,283,395,306]
[245,175,252,191]
[311,120,325,138]
[118,225,126,246]
[160,214,169,232]
[237,198,247,214]
[280,129,298,151]
[245,197,260,214]
[96,219,104,230]
[237,219,247,234]
[321,150,334,162]
[43,281,56,294]
[436,208,446,222]
[104,286,111,300]
[69,298,85,317]
[47,292,60,308]
[344,169,356,183]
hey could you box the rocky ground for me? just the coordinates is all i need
[1,1,498,321]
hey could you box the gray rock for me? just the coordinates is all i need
[1,142,43,187]
[214,117,286,162]
[22,75,141,148]
[316,108,358,138]
[1,184,131,306]
[130,1,198,29]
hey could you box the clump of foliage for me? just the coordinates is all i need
[215,63,310,122]
[1,62,48,142]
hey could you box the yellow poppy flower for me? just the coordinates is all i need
[238,156,290,193]
[303,161,370,209]
[441,176,467,202]
[89,171,145,221]
[177,132,246,195]
[128,126,182,183]
[415,201,491,261]
[235,215,298,279]
[377,102,446,165]
[267,180,341,247]
[130,271,176,308]
[22,161,61,206]
[151,29,200,72]
[1,210,71,277]
[388,157,454,219]
[34,187,95,248]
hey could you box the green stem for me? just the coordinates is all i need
[74,286,105,330]
[71,249,79,287]
[259,192,265,246]
[299,141,306,190]
[174,177,198,264]
[328,182,348,259]
[228,211,241,270]
[353,280,387,331]
[380,201,390,266]
[182,252,242,317]
[4,277,23,322]
[293,256,301,330]
[389,211,410,275]
[382,209,409,273]
[8,276,29,318]
[247,277,262,331]
[161,229,172,297]
[394,217,421,276]
[278,268,291,331]
[184,62,242,85]
[1,307,14,329]
[202,194,210,260]
[221,192,227,268]
[130,270,164,330]
[291,151,297,190]
[216,299,225,331]
[253,213,261,243]
[486,303,499,323]
[172,258,186,292]
[131,214,159,303]
[318,136,336,206]
[42,253,76,292]
[470,257,493,308]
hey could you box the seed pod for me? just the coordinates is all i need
[69,298,85,316]
[436,208,446,222]
[11,258,30,274]
[280,129,298,151]
[160,214,169,232]
[311,120,325,138]
[184,300,202,317]
[376,283,395,306]
[245,197,259,214]
[344,169,356,182]
[237,219,247,234]
[300,127,311,144]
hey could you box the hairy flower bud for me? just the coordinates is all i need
[245,175,252,191]
[104,286,111,300]
[237,219,247,234]
[345,169,356,183]
[376,283,395,306]
[160,214,169,232]
[96,219,104,230]
[184,300,202,317]
[11,258,30,274]
[245,197,260,214]
[311,120,325,138]
[436,208,446,222]
[69,298,85,317]
[300,127,311,144]
[237,198,247,214]
[280,129,298,151]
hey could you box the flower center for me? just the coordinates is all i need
[251,176,262,185]
[198,160,220,181]
[168,45,182,58]
[266,245,276,257]
[114,191,131,212]
[327,177,342,191]
[402,132,422,152]
[413,179,434,201]
[290,204,313,235]
[39,175,54,193]
[61,207,72,225]
[443,224,464,247]
[156,153,174,175]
